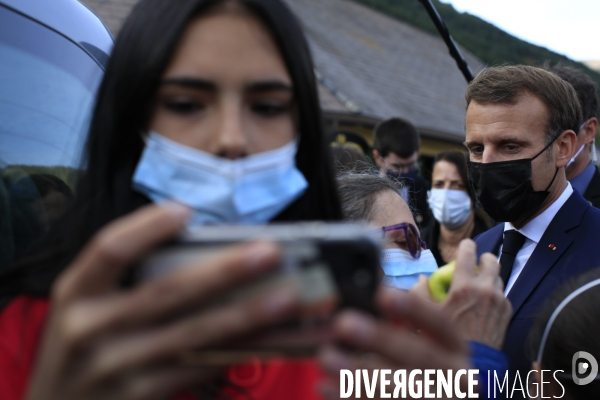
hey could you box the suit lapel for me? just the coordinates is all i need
[507,192,586,318]
[477,225,503,257]
[507,230,572,317]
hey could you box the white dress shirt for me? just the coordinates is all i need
[500,182,574,295]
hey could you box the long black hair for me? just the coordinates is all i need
[0,0,341,301]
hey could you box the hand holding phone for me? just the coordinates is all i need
[136,223,382,362]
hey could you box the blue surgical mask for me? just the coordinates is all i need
[132,132,308,225]
[380,248,438,290]
[427,189,471,230]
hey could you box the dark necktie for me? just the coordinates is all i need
[499,230,527,287]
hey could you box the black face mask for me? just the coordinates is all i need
[467,137,559,223]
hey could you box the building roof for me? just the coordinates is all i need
[79,0,137,36]
[80,0,486,141]
[284,0,486,141]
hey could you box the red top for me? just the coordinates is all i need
[0,296,326,400]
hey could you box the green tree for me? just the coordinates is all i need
[352,0,600,90]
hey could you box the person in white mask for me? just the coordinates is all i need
[421,150,492,266]
[336,172,438,290]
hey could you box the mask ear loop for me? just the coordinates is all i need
[536,278,600,365]
[532,133,561,161]
[531,133,562,192]
[577,119,597,165]
[543,168,559,192]
[568,144,586,166]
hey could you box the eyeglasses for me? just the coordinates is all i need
[373,222,427,259]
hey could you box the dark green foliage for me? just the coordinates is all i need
[351,0,600,88]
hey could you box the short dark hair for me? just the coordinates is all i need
[466,65,583,145]
[336,172,404,221]
[549,65,598,120]
[373,117,420,158]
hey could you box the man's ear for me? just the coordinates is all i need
[555,130,577,168]
[373,149,385,168]
[583,117,599,145]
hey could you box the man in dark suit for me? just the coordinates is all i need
[464,65,600,393]
[550,66,600,208]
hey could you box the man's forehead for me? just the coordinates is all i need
[465,94,547,140]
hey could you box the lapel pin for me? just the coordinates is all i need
[548,244,557,251]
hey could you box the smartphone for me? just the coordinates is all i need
[136,222,382,363]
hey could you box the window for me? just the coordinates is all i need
[0,6,104,269]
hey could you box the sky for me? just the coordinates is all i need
[440,0,600,62]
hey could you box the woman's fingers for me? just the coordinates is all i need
[377,289,466,352]
[30,205,300,399]
[84,286,299,382]
[319,345,357,374]
[440,247,511,348]
[478,252,502,286]
[54,203,190,305]
[452,239,478,286]
[319,345,397,376]
[63,241,283,343]
[409,275,433,301]
[331,310,468,373]
[319,346,398,400]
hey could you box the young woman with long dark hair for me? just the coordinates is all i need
[0,1,341,399]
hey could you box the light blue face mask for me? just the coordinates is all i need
[380,248,438,290]
[427,189,471,230]
[132,132,308,225]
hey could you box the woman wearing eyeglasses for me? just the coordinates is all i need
[336,172,437,290]
[334,172,512,400]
